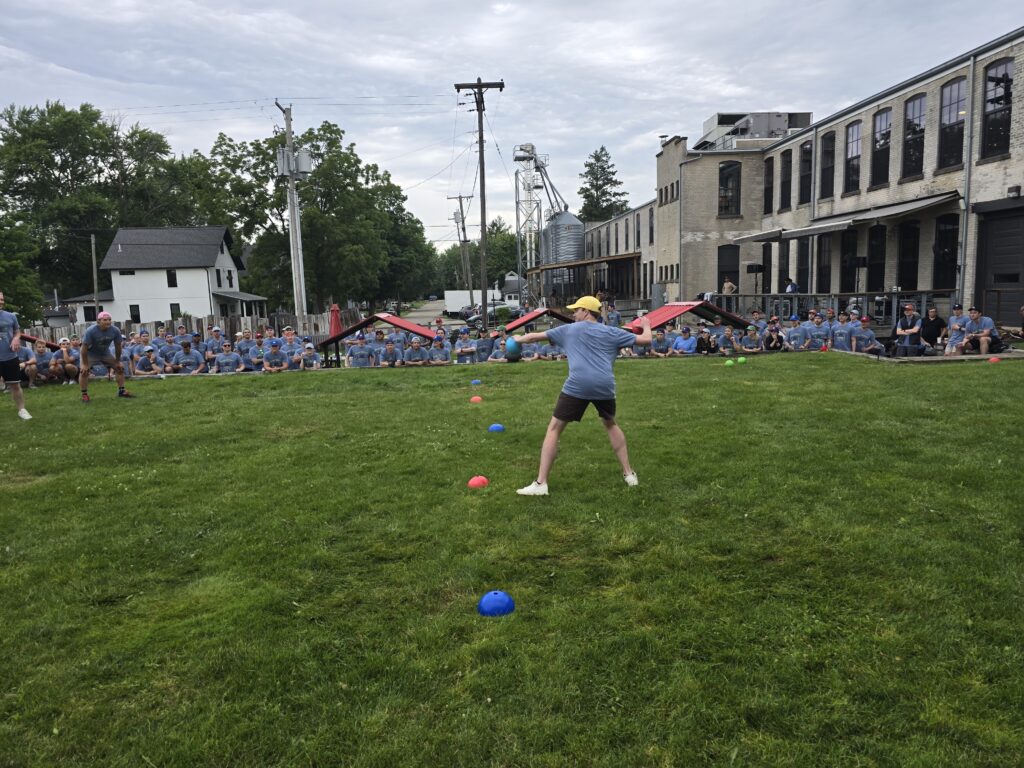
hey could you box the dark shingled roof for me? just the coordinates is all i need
[100,227,240,271]
[64,289,115,303]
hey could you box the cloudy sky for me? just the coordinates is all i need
[3,1,1020,251]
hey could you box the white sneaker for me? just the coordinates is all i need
[517,481,549,496]
[18,409,32,420]
[624,471,639,487]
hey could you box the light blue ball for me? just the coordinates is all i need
[488,423,505,433]
[505,338,521,356]
[478,590,515,616]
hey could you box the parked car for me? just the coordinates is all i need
[428,295,437,301]
[466,303,526,329]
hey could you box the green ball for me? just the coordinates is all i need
[737,357,747,364]
[724,359,735,367]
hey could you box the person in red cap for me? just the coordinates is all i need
[79,312,133,402]
[512,295,651,496]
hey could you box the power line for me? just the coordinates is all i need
[404,142,475,190]
[484,112,514,187]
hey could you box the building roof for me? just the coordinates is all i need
[100,226,240,271]
[213,290,268,302]
[64,289,115,303]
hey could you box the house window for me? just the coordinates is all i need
[761,243,772,294]
[933,214,959,289]
[586,233,593,257]
[227,269,234,288]
[718,161,741,215]
[777,240,790,292]
[797,237,810,294]
[624,219,630,251]
[605,227,610,254]
[779,150,792,210]
[897,221,920,291]
[816,234,832,293]
[798,142,812,205]
[866,225,886,292]
[636,213,641,248]
[840,230,858,293]
[844,122,862,193]
[763,157,774,214]
[648,208,654,245]
[83,305,98,322]
[170,303,181,319]
[118,270,135,276]
[614,223,619,253]
[166,269,178,288]
[938,77,966,169]
[129,304,141,323]
[902,95,926,178]
[819,132,836,199]
[596,230,601,258]
[981,59,1014,158]
[216,269,222,288]
[871,109,891,186]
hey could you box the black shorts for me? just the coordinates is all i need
[553,392,616,422]
[966,336,1004,352]
[0,357,20,383]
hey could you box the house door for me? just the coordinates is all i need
[977,210,1024,323]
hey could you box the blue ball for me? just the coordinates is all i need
[505,338,521,356]
[478,590,515,616]
[488,423,505,432]
[471,379,482,385]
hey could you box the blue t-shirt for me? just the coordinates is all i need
[280,341,304,369]
[263,350,288,369]
[215,352,242,371]
[651,338,670,354]
[851,327,879,350]
[545,321,637,400]
[474,337,494,362]
[348,345,374,368]
[404,347,429,363]
[707,325,727,341]
[785,326,809,349]
[429,347,451,362]
[947,314,969,345]
[53,347,80,366]
[831,323,854,351]
[34,349,54,368]
[671,336,697,354]
[135,355,159,373]
[378,347,402,366]
[740,335,760,350]
[206,335,228,354]
[0,310,20,362]
[965,316,998,338]
[897,317,922,347]
[606,310,622,327]
[18,346,35,364]
[83,324,124,357]
[454,339,477,364]
[172,350,205,373]
[300,352,321,369]
[808,324,832,347]
[488,347,506,360]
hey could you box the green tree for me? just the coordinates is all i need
[0,216,44,322]
[577,145,629,223]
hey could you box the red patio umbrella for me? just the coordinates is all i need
[328,304,343,338]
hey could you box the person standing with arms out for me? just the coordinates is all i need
[0,290,31,420]
[512,295,651,496]
[79,312,133,403]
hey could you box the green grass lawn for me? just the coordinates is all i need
[2,355,1022,767]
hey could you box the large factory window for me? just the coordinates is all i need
[718,161,741,216]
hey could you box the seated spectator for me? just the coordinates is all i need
[173,324,191,345]
[346,333,375,368]
[31,340,58,385]
[521,341,541,361]
[718,326,741,356]
[49,337,79,384]
[403,336,430,366]
[262,339,289,373]
[454,329,477,364]
[299,343,321,370]
[707,317,727,342]
[944,304,969,357]
[172,340,206,375]
[851,316,884,354]
[236,329,256,357]
[650,329,671,357]
[17,343,37,388]
[473,329,493,362]
[963,307,1003,354]
[248,333,266,371]
[749,310,767,332]
[158,334,182,370]
[205,326,228,362]
[830,311,854,351]
[664,322,680,347]
[212,341,245,373]
[434,327,453,352]
[428,336,452,365]
[670,327,697,355]
[133,346,163,376]
[368,329,388,360]
[761,325,785,352]
[893,303,925,357]
[488,339,508,362]
[739,326,762,353]
[807,314,832,350]
[784,315,810,351]
[279,332,303,370]
[696,328,718,355]
[378,340,403,368]
[386,328,408,353]
[133,329,152,363]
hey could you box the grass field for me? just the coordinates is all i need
[2,355,1022,767]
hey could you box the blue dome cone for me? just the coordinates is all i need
[478,590,515,616]
[488,423,505,433]
[471,379,482,385]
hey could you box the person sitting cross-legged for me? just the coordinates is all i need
[739,326,762,354]
[299,343,321,370]
[670,327,698,356]
[650,328,671,357]
[212,341,245,373]
[428,336,452,365]
[171,339,206,375]
[133,346,163,377]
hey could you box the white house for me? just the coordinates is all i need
[70,226,267,325]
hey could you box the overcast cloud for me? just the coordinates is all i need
[2,1,1020,250]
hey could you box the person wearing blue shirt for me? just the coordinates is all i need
[16,343,38,388]
[740,327,762,353]
[428,337,452,365]
[31,340,58,385]
[474,330,494,362]
[236,329,257,357]
[205,327,228,364]
[134,347,163,376]
[664,323,681,347]
[823,309,839,335]
[212,341,245,373]
[368,329,388,360]
[262,340,289,373]
[378,341,403,368]
[173,325,191,345]
[521,341,541,361]
[512,295,651,496]
[488,340,507,362]
[670,328,698,355]
[386,329,407,354]
[299,343,321,370]
[851,317,884,354]
[707,317,727,341]
[831,311,854,351]
[650,329,671,357]
[604,302,622,327]
[963,307,1002,355]
[944,304,969,356]
[280,337,304,370]
[807,315,832,349]
[784,316,810,351]
[171,341,206,375]
[749,310,768,332]
[454,330,477,364]
[403,337,430,366]
[50,337,80,384]
[347,334,376,368]
[79,312,133,401]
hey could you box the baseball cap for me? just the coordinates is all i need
[212,326,222,332]
[375,329,384,335]
[283,325,293,331]
[953,303,963,309]
[177,324,186,329]
[235,331,243,337]
[681,326,690,333]
[192,331,201,336]
[700,327,710,333]
[433,335,443,342]
[143,345,154,352]
[221,341,232,346]
[789,314,799,321]
[566,295,602,313]
[860,315,872,322]
[747,325,757,331]
[58,337,70,343]
[97,311,112,320]
[355,332,365,340]
[904,303,915,310]
[304,343,314,349]
[255,333,263,338]
[270,339,282,347]
[968,306,979,312]
[411,336,421,343]
[140,329,150,335]
[303,336,311,342]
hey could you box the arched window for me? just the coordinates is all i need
[779,150,792,210]
[718,161,741,215]
[939,77,966,168]
[982,59,1014,158]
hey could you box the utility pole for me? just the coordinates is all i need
[90,234,99,315]
[275,100,309,318]
[448,194,474,306]
[455,77,504,329]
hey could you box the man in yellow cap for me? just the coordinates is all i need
[511,296,651,495]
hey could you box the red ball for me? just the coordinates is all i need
[470,395,483,403]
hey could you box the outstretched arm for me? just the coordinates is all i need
[514,331,549,344]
